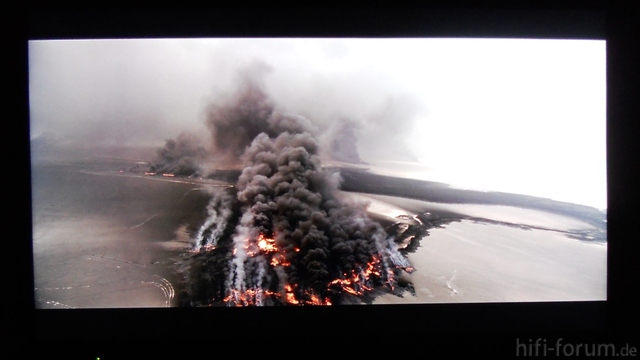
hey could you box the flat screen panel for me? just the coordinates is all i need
[29,38,607,309]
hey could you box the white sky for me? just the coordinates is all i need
[29,38,607,209]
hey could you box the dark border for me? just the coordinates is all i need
[9,2,640,357]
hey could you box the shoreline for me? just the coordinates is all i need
[336,167,607,231]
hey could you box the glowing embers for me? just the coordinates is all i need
[257,234,278,254]
[223,288,280,306]
[223,232,297,306]
[270,254,290,267]
[191,242,216,253]
[223,284,333,307]
[283,284,333,306]
[241,233,289,260]
[328,255,385,296]
[222,234,410,306]
[222,232,333,306]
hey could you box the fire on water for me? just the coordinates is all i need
[202,232,413,306]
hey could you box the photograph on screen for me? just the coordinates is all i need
[29,38,607,308]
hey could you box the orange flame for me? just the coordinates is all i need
[257,234,278,253]
[221,233,410,306]
[270,253,291,267]
[224,288,280,306]
[284,284,299,305]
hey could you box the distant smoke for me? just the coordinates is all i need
[323,118,363,164]
[153,61,383,176]
[357,94,425,162]
[179,78,414,306]
[149,132,207,176]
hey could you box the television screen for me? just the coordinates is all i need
[29,37,607,309]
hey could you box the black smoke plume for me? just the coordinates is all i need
[149,132,207,176]
[205,74,316,166]
[179,80,414,306]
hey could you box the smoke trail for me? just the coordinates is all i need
[179,76,414,306]
[193,188,236,251]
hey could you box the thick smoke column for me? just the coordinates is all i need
[180,79,413,306]
[205,70,316,166]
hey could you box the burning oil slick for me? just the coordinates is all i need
[172,77,417,306]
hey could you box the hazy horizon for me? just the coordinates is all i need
[29,38,607,209]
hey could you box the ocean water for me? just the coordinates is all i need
[31,161,209,308]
